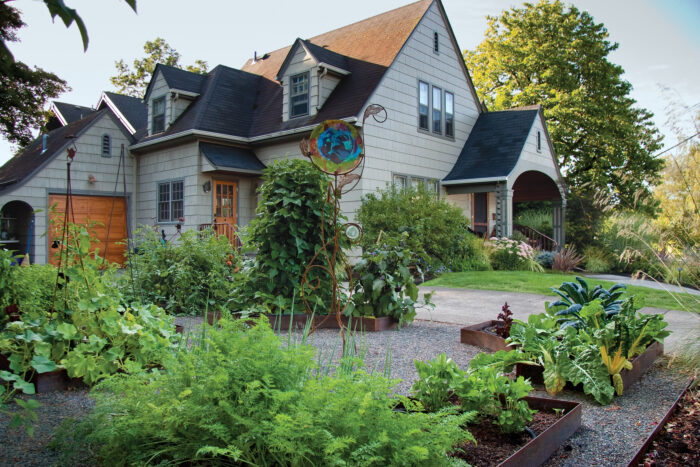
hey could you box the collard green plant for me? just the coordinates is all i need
[350,234,433,327]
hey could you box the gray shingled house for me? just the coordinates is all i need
[0,0,565,265]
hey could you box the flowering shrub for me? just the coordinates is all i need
[487,237,542,272]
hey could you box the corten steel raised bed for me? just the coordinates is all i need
[515,341,664,390]
[31,369,83,393]
[460,320,514,352]
[626,378,695,467]
[499,396,582,467]
[210,311,398,332]
[0,352,9,371]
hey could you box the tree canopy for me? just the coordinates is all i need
[110,38,208,97]
[0,4,67,148]
[465,0,664,212]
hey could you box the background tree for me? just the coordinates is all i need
[0,4,67,148]
[111,38,208,97]
[465,0,664,243]
[654,111,700,247]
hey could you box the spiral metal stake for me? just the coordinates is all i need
[299,105,387,351]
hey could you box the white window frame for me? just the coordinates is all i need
[445,91,454,138]
[290,72,309,118]
[151,96,166,134]
[157,179,184,223]
[418,81,429,130]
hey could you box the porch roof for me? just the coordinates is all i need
[443,108,537,183]
[200,142,265,174]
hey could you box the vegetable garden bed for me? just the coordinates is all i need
[514,341,664,391]
[208,312,398,332]
[627,378,697,467]
[460,320,514,352]
[452,396,582,467]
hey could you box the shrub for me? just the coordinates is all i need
[535,250,555,269]
[509,230,529,244]
[357,184,479,273]
[54,319,472,466]
[552,246,584,272]
[234,159,341,314]
[124,228,239,316]
[487,237,542,272]
[583,246,613,273]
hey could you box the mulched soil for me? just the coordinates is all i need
[641,386,699,466]
[452,411,559,466]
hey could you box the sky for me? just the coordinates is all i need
[1,0,699,165]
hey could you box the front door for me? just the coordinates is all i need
[472,192,488,237]
[212,180,238,244]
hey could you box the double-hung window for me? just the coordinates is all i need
[157,180,184,222]
[152,96,165,134]
[418,81,429,130]
[290,72,309,117]
[445,92,454,138]
[432,86,442,134]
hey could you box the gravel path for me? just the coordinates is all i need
[0,317,691,466]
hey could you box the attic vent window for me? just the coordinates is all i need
[433,31,439,53]
[290,72,309,118]
[101,134,111,157]
[537,130,542,152]
[152,96,165,134]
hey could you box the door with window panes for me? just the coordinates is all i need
[213,180,238,244]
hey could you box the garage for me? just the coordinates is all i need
[48,194,127,266]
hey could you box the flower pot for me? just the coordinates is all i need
[460,320,515,352]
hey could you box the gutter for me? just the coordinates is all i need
[441,176,508,185]
[129,117,358,151]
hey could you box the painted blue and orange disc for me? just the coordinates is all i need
[308,120,363,175]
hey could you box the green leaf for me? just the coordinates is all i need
[31,355,58,373]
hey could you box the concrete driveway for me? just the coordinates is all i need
[416,286,700,355]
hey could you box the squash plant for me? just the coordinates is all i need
[349,234,433,327]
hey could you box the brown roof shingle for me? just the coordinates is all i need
[241,0,432,80]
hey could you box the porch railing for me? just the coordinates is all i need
[199,222,241,249]
[513,223,558,251]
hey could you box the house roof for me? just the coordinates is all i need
[100,92,147,134]
[0,110,107,193]
[242,0,432,80]
[200,142,265,173]
[443,108,539,182]
[143,63,207,102]
[275,39,351,81]
[51,102,94,126]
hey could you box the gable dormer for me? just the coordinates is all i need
[143,64,205,136]
[275,39,350,122]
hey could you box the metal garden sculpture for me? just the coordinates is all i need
[299,104,386,347]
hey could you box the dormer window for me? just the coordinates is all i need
[152,96,165,134]
[290,72,309,118]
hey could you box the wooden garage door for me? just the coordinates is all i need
[48,195,127,266]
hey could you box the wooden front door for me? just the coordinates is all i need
[472,192,488,237]
[212,180,238,244]
[48,194,127,265]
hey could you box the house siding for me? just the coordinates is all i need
[282,46,318,122]
[0,114,134,264]
[509,115,561,186]
[358,2,480,208]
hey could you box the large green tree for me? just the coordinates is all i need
[110,38,208,97]
[465,0,664,215]
[0,4,67,147]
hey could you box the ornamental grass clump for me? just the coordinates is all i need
[53,318,473,466]
[487,237,543,272]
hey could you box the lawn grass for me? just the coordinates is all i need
[422,270,699,312]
